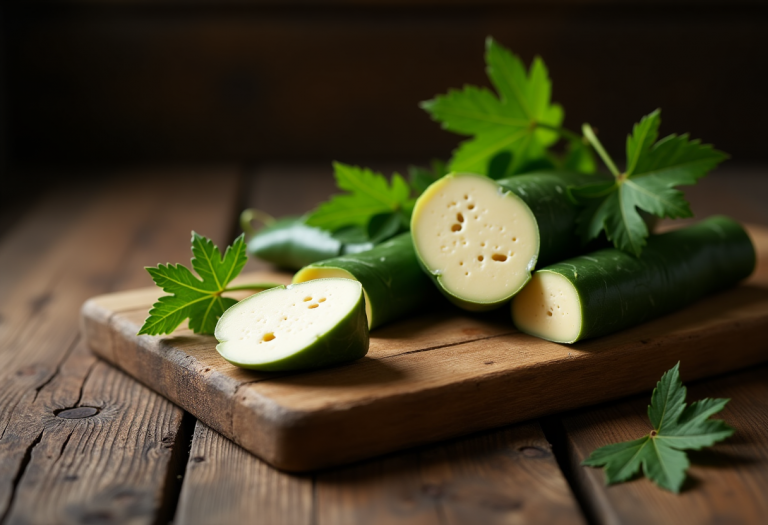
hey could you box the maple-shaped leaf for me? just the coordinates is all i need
[572,110,728,256]
[139,233,277,336]
[582,362,734,493]
[421,37,563,175]
[306,162,411,232]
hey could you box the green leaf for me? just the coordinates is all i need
[583,362,734,493]
[421,37,563,175]
[563,138,597,174]
[306,162,412,231]
[573,110,728,256]
[139,233,273,336]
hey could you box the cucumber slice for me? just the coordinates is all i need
[293,233,441,329]
[411,173,540,310]
[512,216,756,343]
[215,278,368,371]
[412,171,610,311]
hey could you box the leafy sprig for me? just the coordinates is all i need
[306,162,413,234]
[421,37,567,175]
[583,362,734,493]
[571,110,728,256]
[138,233,280,336]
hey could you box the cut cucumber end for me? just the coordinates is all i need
[215,278,368,371]
[412,173,540,308]
[511,271,582,343]
[292,267,374,328]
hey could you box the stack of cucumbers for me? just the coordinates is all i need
[205,38,756,370]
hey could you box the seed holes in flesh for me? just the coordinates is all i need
[457,213,464,223]
[478,255,484,262]
[464,194,469,200]
[451,224,462,232]
[465,272,469,276]
[468,204,475,210]
[512,237,517,242]
[308,304,319,309]
[263,332,276,342]
[459,261,464,266]
[481,242,486,247]
[303,296,312,302]
[491,254,507,262]
[318,298,326,303]
[546,311,553,317]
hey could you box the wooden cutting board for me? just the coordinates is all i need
[81,225,768,472]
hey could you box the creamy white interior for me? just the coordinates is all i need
[412,174,539,304]
[215,279,362,365]
[292,268,372,328]
[511,271,582,343]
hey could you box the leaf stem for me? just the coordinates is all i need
[535,122,583,143]
[582,123,620,177]
[223,283,283,293]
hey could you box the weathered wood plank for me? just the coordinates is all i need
[175,421,313,525]
[561,365,768,525]
[0,168,240,523]
[315,422,585,525]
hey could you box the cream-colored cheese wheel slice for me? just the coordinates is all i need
[511,271,582,343]
[412,173,539,306]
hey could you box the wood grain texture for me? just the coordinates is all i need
[315,422,585,525]
[0,168,240,522]
[561,365,768,525]
[82,224,768,471]
[175,422,313,525]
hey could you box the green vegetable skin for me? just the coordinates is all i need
[411,171,601,311]
[512,216,756,343]
[215,279,369,371]
[246,217,373,270]
[293,233,441,329]
[496,172,602,265]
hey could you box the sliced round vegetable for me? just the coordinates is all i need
[215,279,368,371]
[411,173,539,310]
[293,233,441,329]
[512,216,756,343]
[411,171,606,311]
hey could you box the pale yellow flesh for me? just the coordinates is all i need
[293,267,373,328]
[215,279,362,365]
[412,174,539,304]
[511,271,582,343]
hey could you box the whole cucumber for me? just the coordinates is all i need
[512,216,756,343]
[246,216,374,270]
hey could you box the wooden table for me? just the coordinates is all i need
[0,165,765,525]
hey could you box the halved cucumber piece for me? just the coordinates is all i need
[512,216,756,343]
[214,278,368,371]
[293,233,441,329]
[511,271,583,343]
[411,173,540,310]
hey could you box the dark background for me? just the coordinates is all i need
[1,1,766,197]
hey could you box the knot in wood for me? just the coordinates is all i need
[56,406,100,419]
[517,445,549,458]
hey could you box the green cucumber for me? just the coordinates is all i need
[411,171,600,311]
[512,216,756,343]
[293,233,441,329]
[215,279,368,371]
[245,216,374,270]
